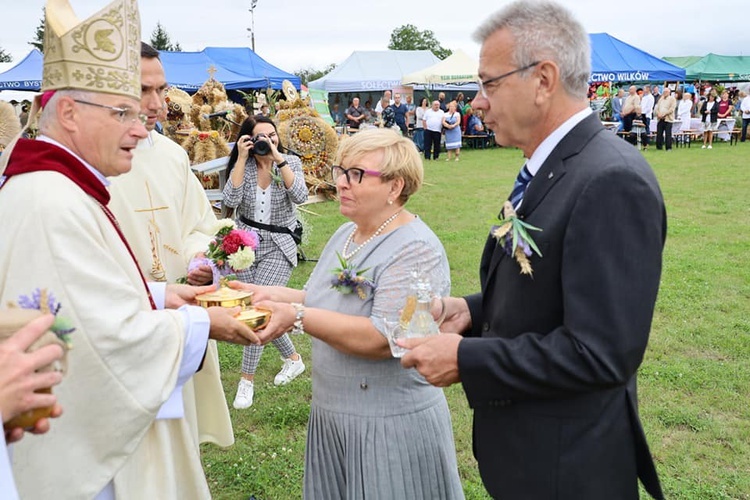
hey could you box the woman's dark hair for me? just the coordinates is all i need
[420,97,429,106]
[226,116,283,177]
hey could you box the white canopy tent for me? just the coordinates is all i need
[401,49,479,89]
[308,50,441,93]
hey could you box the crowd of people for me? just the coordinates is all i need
[606,82,749,150]
[333,89,491,161]
[4,0,715,498]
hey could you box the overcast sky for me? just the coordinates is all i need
[1,0,746,74]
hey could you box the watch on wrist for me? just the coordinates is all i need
[291,302,305,335]
[277,160,288,168]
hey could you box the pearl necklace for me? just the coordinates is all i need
[342,210,403,260]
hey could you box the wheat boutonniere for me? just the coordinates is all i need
[492,201,543,275]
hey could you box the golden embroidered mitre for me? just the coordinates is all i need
[42,0,141,100]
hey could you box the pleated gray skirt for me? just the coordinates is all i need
[303,397,465,499]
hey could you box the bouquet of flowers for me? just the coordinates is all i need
[330,252,375,299]
[188,219,260,285]
[492,201,543,276]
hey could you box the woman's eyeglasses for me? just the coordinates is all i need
[331,165,382,184]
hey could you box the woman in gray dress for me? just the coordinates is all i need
[232,128,464,499]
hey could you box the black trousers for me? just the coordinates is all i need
[742,118,750,142]
[655,120,672,150]
[424,129,442,159]
[621,113,637,145]
[640,115,651,146]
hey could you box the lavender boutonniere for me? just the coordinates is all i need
[16,288,76,347]
[330,252,375,299]
[492,201,543,275]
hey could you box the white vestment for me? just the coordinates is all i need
[0,152,211,498]
[108,131,233,447]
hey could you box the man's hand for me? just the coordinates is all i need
[165,283,217,309]
[207,306,260,346]
[399,334,463,387]
[1,314,65,442]
[5,404,63,444]
[438,297,472,334]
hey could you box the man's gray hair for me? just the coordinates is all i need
[38,90,95,132]
[473,0,590,99]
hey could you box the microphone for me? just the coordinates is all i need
[202,110,232,119]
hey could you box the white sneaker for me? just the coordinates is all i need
[274,356,305,386]
[707,145,713,149]
[233,379,254,409]
[701,145,707,149]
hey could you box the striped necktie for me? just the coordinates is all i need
[509,163,533,208]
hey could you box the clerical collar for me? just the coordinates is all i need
[37,135,110,187]
[525,107,592,177]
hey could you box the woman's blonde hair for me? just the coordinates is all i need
[335,128,423,204]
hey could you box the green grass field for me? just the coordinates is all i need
[202,138,750,499]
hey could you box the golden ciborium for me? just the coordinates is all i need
[195,279,271,330]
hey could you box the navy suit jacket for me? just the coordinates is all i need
[459,113,665,499]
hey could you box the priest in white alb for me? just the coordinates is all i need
[0,0,258,498]
[108,42,234,449]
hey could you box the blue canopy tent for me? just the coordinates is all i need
[0,47,299,91]
[0,50,43,91]
[161,47,300,91]
[589,33,685,83]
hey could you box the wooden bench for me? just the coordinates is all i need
[673,130,700,148]
[729,129,742,146]
[463,134,493,149]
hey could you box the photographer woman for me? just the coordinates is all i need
[223,116,308,409]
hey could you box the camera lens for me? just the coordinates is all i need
[251,135,271,156]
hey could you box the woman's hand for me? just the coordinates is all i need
[227,281,280,303]
[236,134,254,163]
[251,300,297,344]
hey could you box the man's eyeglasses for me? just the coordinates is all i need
[73,99,147,126]
[477,61,540,98]
[331,165,382,184]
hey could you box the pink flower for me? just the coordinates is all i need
[237,229,260,250]
[221,231,244,254]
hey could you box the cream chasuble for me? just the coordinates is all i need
[1,166,210,498]
[108,131,233,448]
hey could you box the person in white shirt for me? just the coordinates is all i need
[422,100,445,160]
[639,85,655,150]
[374,90,395,114]
[740,91,750,142]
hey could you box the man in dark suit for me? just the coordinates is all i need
[401,1,665,499]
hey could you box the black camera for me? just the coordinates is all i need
[251,134,271,156]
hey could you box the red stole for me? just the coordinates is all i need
[3,139,157,310]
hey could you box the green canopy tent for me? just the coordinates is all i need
[665,54,750,82]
